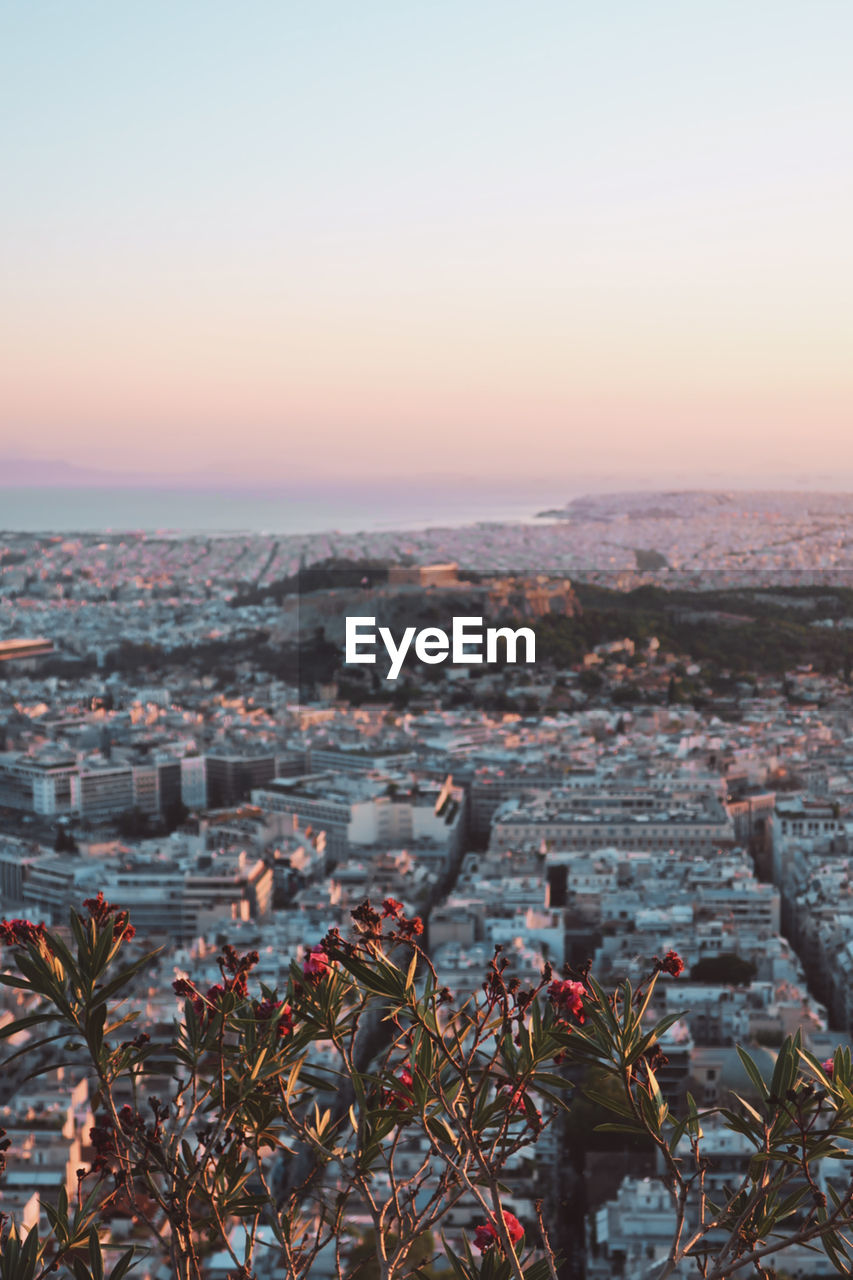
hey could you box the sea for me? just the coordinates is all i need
[0,486,569,537]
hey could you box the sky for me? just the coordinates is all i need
[1,2,852,493]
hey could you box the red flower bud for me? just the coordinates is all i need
[659,950,685,978]
[82,892,136,940]
[0,918,47,948]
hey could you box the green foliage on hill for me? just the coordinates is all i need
[536,583,853,679]
[689,953,758,985]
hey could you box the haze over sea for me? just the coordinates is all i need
[0,485,567,536]
[4,467,853,538]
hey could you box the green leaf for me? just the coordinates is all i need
[523,1259,559,1280]
[405,949,418,992]
[586,976,620,1036]
[426,1114,458,1147]
[0,972,33,990]
[621,979,633,1030]
[90,921,116,981]
[775,1185,811,1221]
[736,1044,769,1098]
[0,1009,55,1038]
[583,1086,633,1118]
[717,1107,762,1144]
[439,1234,473,1280]
[769,1033,800,1101]
[529,1071,573,1091]
[645,1063,667,1125]
[107,1250,136,1280]
[43,931,78,983]
[90,950,161,1009]
[594,1121,644,1135]
[731,1092,763,1125]
[629,1012,685,1064]
[88,1227,105,1280]
[336,953,406,1001]
[21,1222,40,1272]
[1,1030,75,1070]
[667,1113,690,1153]
[632,970,659,1026]
[70,907,88,955]
[820,1227,851,1274]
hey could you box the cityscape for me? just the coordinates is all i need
[3,490,853,1275]
[4,1,853,1275]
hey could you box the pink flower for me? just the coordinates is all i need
[381,898,404,919]
[473,1223,499,1251]
[473,1210,524,1253]
[548,978,585,1022]
[303,945,330,979]
[823,1057,835,1076]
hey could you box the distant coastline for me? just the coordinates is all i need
[0,485,558,536]
[4,479,853,538]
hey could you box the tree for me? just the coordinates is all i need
[578,668,603,694]
[0,899,569,1280]
[348,1229,451,1280]
[2,914,853,1279]
[115,808,149,839]
[689,952,757,985]
[53,826,78,854]
[163,798,189,833]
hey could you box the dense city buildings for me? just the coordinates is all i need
[4,494,853,1275]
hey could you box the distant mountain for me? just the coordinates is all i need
[537,489,853,521]
[0,457,262,490]
[0,457,106,486]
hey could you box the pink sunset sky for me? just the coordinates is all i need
[1,2,851,492]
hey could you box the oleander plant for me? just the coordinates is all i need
[0,897,852,1280]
